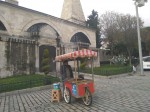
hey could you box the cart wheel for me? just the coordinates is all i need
[64,88,71,104]
[82,88,92,106]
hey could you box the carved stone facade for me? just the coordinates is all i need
[0,0,97,78]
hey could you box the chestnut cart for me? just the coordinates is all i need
[55,49,97,106]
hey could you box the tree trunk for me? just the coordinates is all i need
[127,48,132,66]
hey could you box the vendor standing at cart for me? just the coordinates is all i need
[60,60,73,98]
[61,60,73,81]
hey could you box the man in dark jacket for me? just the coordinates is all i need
[60,60,73,98]
[61,60,73,81]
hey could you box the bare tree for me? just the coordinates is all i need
[118,14,143,65]
[141,27,150,55]
[100,12,122,57]
[100,12,144,65]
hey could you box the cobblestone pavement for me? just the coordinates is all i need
[0,73,150,112]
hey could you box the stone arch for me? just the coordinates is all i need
[0,15,12,35]
[21,19,61,36]
[27,23,58,39]
[70,32,91,44]
[19,19,61,73]
[69,29,92,44]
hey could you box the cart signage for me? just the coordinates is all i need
[72,84,77,96]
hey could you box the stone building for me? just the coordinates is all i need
[0,0,98,78]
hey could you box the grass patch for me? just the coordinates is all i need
[81,65,132,76]
[0,74,60,93]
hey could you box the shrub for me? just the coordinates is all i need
[80,62,86,70]
[110,55,127,65]
[0,74,60,93]
[81,65,132,76]
[41,49,50,75]
[100,61,110,65]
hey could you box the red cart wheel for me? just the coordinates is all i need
[64,87,71,103]
[82,88,92,106]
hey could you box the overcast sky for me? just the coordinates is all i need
[16,0,150,26]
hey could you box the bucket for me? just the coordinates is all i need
[53,83,60,90]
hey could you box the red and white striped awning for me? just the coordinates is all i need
[55,49,97,61]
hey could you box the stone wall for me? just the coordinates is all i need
[0,37,36,78]
[0,1,99,77]
[0,40,12,78]
[0,1,96,47]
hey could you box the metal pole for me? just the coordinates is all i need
[135,2,144,75]
[91,57,94,82]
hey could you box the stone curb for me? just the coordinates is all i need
[0,85,52,97]
[81,72,133,79]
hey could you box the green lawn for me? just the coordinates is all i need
[81,65,132,76]
[0,74,60,93]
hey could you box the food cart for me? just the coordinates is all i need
[55,49,97,106]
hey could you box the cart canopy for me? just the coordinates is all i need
[55,49,97,61]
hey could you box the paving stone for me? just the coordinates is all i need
[54,108,62,112]
[1,73,150,112]
[0,97,5,112]
[48,108,56,112]
[82,109,89,112]
[75,110,82,112]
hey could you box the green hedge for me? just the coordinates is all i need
[81,65,132,76]
[0,74,60,93]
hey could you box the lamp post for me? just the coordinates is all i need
[133,0,147,75]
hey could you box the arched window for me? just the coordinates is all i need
[70,32,91,48]
[70,32,90,44]
[27,23,57,39]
